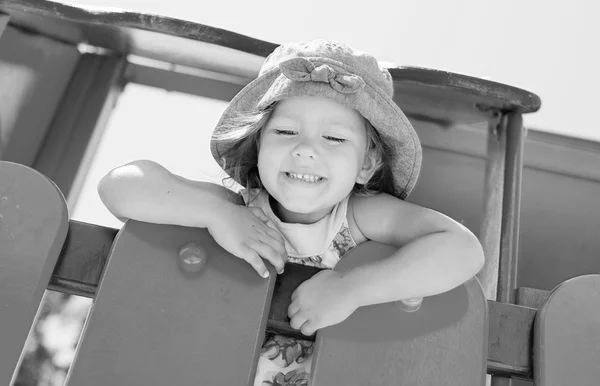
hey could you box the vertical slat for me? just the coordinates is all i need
[491,112,525,386]
[311,242,488,385]
[497,113,525,304]
[534,274,600,385]
[477,116,506,300]
[65,221,276,386]
[0,161,68,385]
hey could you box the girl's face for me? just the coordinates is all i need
[258,96,375,224]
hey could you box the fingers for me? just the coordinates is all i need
[289,311,307,331]
[247,207,287,267]
[288,299,315,335]
[249,207,270,223]
[246,238,286,274]
[262,227,286,256]
[239,247,270,278]
[289,312,316,336]
[300,321,316,336]
[256,231,287,268]
[288,302,300,318]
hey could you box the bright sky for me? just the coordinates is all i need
[65,0,600,228]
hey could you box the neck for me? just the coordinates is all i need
[269,195,333,224]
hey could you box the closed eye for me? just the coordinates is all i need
[324,136,346,143]
[275,129,296,136]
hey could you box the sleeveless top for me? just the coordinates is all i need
[240,188,361,386]
[241,188,358,269]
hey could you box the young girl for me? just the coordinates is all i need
[98,39,484,385]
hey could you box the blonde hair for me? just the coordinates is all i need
[211,103,393,196]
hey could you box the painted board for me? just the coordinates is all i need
[311,241,488,386]
[66,221,276,386]
[0,161,68,385]
[534,274,600,386]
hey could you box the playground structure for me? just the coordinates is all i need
[1,1,600,385]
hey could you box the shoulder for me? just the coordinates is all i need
[347,192,460,247]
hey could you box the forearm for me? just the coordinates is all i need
[97,160,237,228]
[342,230,484,308]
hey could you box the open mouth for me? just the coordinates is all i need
[285,172,325,183]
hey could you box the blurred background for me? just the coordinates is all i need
[4,0,599,384]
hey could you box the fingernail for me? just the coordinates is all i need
[278,268,285,274]
[262,270,270,278]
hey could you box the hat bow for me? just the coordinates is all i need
[279,57,365,94]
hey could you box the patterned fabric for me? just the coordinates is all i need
[286,225,356,269]
[241,189,360,386]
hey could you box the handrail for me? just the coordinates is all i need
[1,0,541,115]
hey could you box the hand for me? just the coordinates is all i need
[208,202,287,277]
[288,270,358,336]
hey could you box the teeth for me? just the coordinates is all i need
[287,172,323,182]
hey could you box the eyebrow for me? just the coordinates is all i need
[324,120,363,135]
[268,113,362,134]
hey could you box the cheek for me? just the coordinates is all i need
[258,145,278,164]
[336,146,365,169]
[257,146,283,177]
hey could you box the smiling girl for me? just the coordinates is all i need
[98,39,484,385]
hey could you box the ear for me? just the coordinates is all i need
[356,149,383,185]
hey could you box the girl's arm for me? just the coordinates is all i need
[97,160,287,276]
[98,160,241,227]
[344,192,485,308]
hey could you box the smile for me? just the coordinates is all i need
[285,172,324,183]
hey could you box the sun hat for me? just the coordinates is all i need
[210,39,422,199]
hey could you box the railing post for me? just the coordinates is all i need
[497,112,525,304]
[477,114,506,300]
[491,112,526,386]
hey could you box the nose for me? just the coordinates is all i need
[292,140,318,160]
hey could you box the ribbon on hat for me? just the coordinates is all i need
[279,57,365,94]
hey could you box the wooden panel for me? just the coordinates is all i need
[534,275,600,385]
[65,221,276,386]
[0,161,68,385]
[48,220,543,380]
[311,242,488,385]
[0,25,79,166]
[33,53,126,202]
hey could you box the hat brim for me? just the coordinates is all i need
[211,66,422,200]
